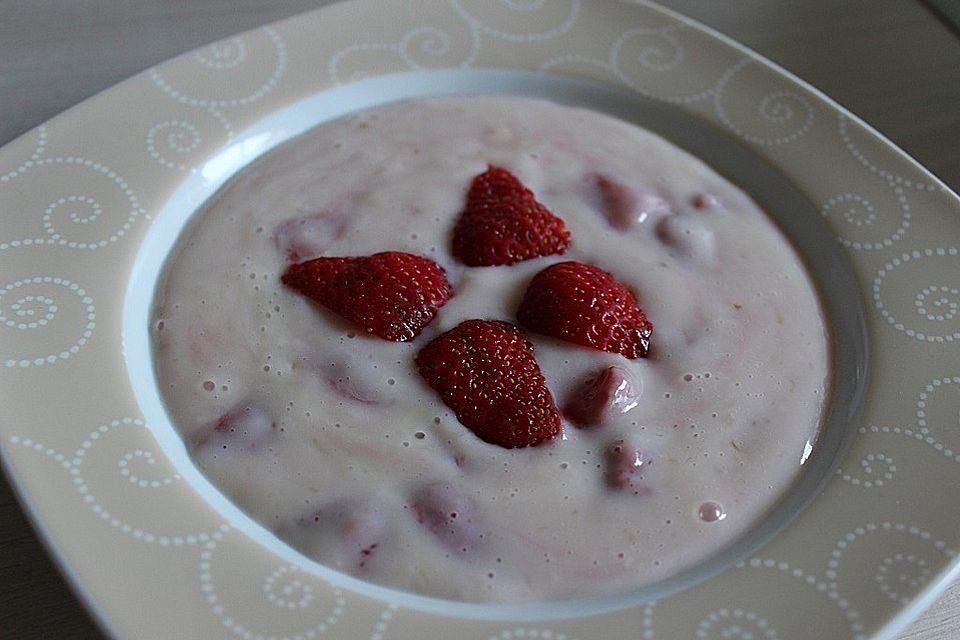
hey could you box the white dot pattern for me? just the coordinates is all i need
[742,559,865,638]
[367,604,397,640]
[264,566,315,610]
[541,25,717,106]
[838,453,896,488]
[875,554,931,605]
[199,533,345,640]
[820,193,910,250]
[148,27,287,109]
[146,120,203,172]
[825,522,954,592]
[713,59,814,146]
[194,38,248,70]
[450,0,580,43]
[0,151,146,252]
[696,608,778,640]
[874,248,960,343]
[329,26,481,85]
[838,115,941,193]
[8,419,218,544]
[1,277,95,368]
[118,449,181,488]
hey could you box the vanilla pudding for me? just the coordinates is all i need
[151,96,830,602]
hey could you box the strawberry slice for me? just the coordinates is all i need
[193,402,273,453]
[415,319,561,448]
[294,500,387,572]
[605,439,652,495]
[282,251,453,341]
[410,483,484,557]
[517,261,653,359]
[593,174,639,231]
[452,166,571,266]
[272,210,345,263]
[565,365,641,427]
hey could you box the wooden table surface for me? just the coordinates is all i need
[1,1,958,638]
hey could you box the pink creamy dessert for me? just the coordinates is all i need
[151,96,830,602]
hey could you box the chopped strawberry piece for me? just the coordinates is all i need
[194,402,273,452]
[410,483,484,556]
[517,261,653,359]
[272,210,345,263]
[323,360,380,405]
[565,365,641,427]
[605,439,652,495]
[282,251,453,341]
[589,174,672,230]
[690,192,720,210]
[415,319,562,449]
[295,501,387,572]
[593,174,637,231]
[452,166,570,266]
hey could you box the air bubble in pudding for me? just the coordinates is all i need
[698,501,726,522]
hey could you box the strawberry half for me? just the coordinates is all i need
[452,166,571,266]
[517,261,653,359]
[415,319,562,448]
[282,251,453,341]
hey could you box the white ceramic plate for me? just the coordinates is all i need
[2,2,960,638]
